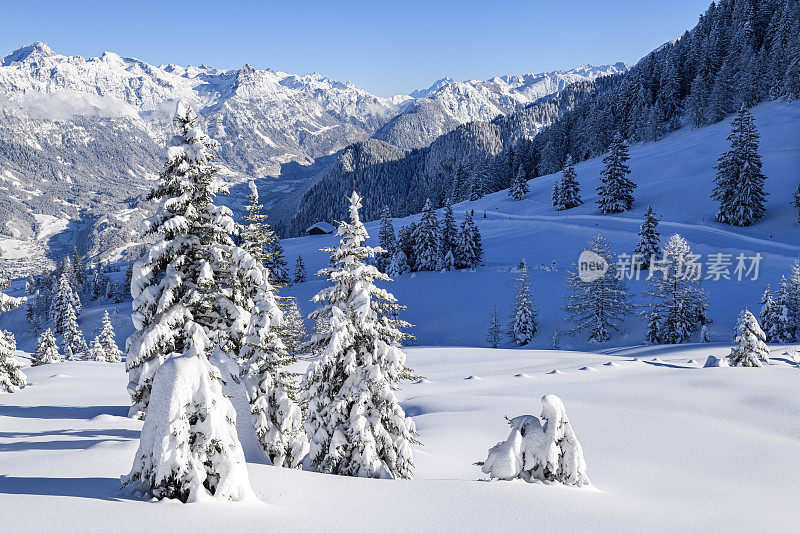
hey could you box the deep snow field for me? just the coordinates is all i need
[1,100,800,531]
[2,344,799,532]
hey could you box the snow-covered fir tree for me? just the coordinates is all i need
[125,101,262,418]
[376,206,396,273]
[33,329,60,366]
[508,165,529,200]
[727,309,771,367]
[644,234,710,344]
[700,323,711,343]
[439,200,458,259]
[596,133,636,214]
[52,271,81,333]
[280,299,307,359]
[793,183,800,224]
[122,353,255,502]
[91,264,110,300]
[412,199,441,271]
[90,336,106,362]
[61,302,87,359]
[0,329,26,393]
[388,250,410,277]
[97,310,122,362]
[266,238,290,288]
[556,155,582,210]
[769,277,794,343]
[301,191,418,479]
[487,304,502,348]
[644,310,661,345]
[634,206,661,268]
[563,234,633,343]
[442,249,455,271]
[455,212,483,269]
[758,285,776,341]
[240,180,275,267]
[551,182,560,207]
[293,255,307,284]
[509,262,537,346]
[241,275,308,468]
[712,106,768,226]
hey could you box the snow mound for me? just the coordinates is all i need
[480,395,590,486]
[603,362,621,367]
[579,366,596,372]
[547,369,564,375]
[464,375,482,380]
[687,359,698,364]
[50,373,71,379]
[514,373,530,378]
[703,355,730,368]
[414,378,432,384]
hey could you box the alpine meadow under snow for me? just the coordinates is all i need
[1,0,800,531]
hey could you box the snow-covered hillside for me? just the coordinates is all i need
[1,341,798,531]
[374,64,627,150]
[280,100,800,348]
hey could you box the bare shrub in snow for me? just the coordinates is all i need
[480,395,590,486]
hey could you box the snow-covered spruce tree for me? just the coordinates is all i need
[91,264,110,300]
[644,310,661,344]
[439,200,458,259]
[301,191,417,479]
[455,212,483,269]
[376,206,396,273]
[634,206,661,269]
[126,102,261,418]
[52,271,81,333]
[487,304,502,348]
[280,299,308,359]
[240,180,274,267]
[793,183,800,224]
[0,329,26,393]
[241,275,308,468]
[700,323,711,343]
[412,199,442,271]
[563,234,633,343]
[508,165,529,200]
[551,182,560,207]
[442,249,455,271]
[480,395,589,486]
[557,155,582,210]
[644,234,710,344]
[788,260,800,341]
[98,310,122,363]
[712,106,768,226]
[90,336,106,362]
[758,285,775,340]
[122,347,255,502]
[769,277,794,343]
[509,262,537,346]
[61,302,87,359]
[726,309,771,367]
[266,238,290,288]
[596,133,636,214]
[293,255,307,284]
[388,250,410,278]
[33,329,60,366]
[71,247,86,290]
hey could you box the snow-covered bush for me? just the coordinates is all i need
[727,309,770,367]
[122,351,255,503]
[480,395,590,486]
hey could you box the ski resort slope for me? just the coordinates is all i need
[1,345,798,531]
[281,100,800,349]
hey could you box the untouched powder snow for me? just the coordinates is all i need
[1,344,799,530]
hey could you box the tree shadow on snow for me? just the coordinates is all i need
[0,428,139,440]
[0,475,130,501]
[0,405,129,420]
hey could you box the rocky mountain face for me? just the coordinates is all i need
[372,64,628,150]
[0,42,623,270]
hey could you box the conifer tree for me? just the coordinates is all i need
[439,200,458,259]
[487,304,502,348]
[241,276,308,468]
[712,106,768,226]
[634,206,661,269]
[759,284,777,341]
[376,207,397,273]
[644,234,710,344]
[126,102,263,418]
[770,277,794,343]
[280,299,307,359]
[726,310,770,367]
[71,247,86,290]
[0,277,26,392]
[293,255,307,284]
[564,234,633,343]
[98,310,122,362]
[301,191,417,479]
[412,199,441,271]
[510,262,537,346]
[240,180,275,267]
[388,250,410,278]
[793,183,800,224]
[52,271,81,333]
[33,329,60,366]
[61,302,87,358]
[644,310,661,344]
[266,238,290,288]
[442,249,455,271]
[552,182,560,207]
[596,133,636,213]
[700,323,711,343]
[508,165,529,200]
[455,213,483,269]
[557,155,582,210]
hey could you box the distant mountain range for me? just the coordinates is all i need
[0,41,624,268]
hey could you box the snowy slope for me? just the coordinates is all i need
[280,100,800,349]
[1,342,798,531]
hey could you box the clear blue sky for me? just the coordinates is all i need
[1,0,712,96]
